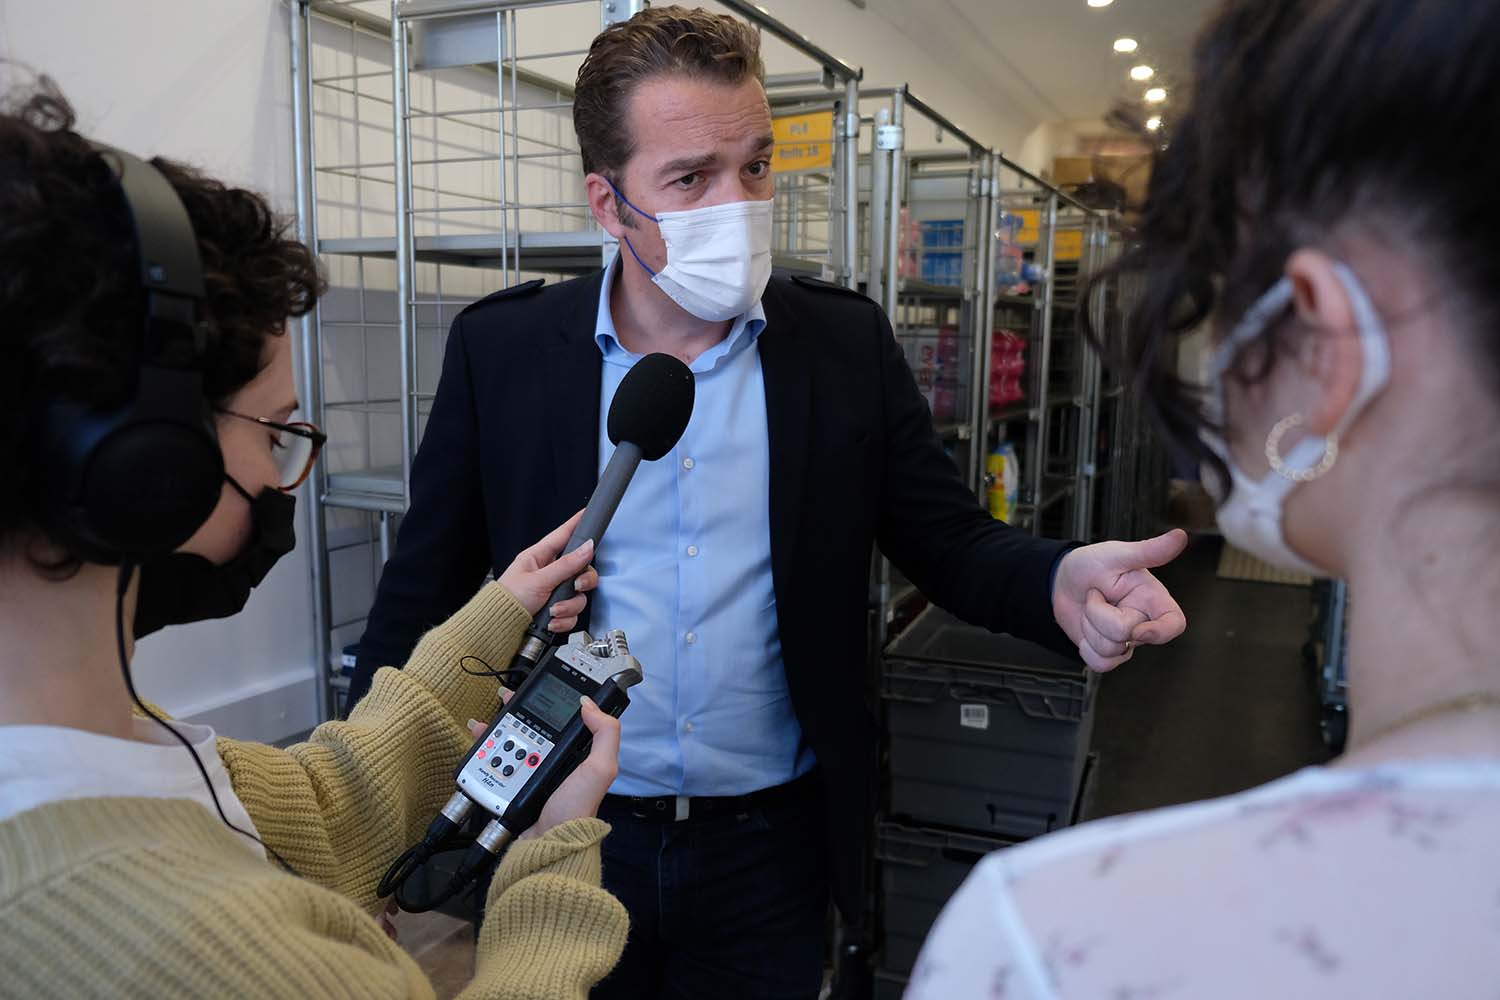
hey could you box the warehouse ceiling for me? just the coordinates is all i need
[863,0,1222,126]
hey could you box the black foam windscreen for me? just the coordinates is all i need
[607,353,695,461]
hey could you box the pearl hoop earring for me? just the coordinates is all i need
[1265,413,1339,482]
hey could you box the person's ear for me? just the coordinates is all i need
[585,173,630,240]
[1285,249,1362,437]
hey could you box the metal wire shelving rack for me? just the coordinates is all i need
[290,0,863,719]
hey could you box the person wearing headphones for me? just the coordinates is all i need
[907,0,1500,995]
[0,81,627,998]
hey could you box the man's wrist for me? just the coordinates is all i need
[1048,543,1082,602]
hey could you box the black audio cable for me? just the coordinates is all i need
[114,561,300,875]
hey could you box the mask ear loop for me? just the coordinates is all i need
[1260,263,1390,485]
[605,179,661,278]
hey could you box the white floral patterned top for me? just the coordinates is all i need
[908,757,1500,999]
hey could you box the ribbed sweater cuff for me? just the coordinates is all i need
[470,817,627,997]
[400,581,534,721]
[490,818,609,895]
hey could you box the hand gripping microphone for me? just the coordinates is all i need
[507,350,697,680]
[378,353,694,912]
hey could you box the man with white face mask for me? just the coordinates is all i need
[351,6,1188,995]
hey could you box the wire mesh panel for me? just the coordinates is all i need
[863,86,995,645]
[300,0,606,709]
[986,167,1059,537]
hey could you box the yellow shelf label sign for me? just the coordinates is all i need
[1015,208,1041,245]
[1054,229,1084,261]
[772,111,835,173]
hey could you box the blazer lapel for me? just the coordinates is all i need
[757,279,811,604]
[547,269,606,515]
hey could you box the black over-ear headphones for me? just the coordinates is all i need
[36,144,225,565]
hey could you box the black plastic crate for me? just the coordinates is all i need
[876,821,1014,976]
[873,967,908,1000]
[882,606,1097,838]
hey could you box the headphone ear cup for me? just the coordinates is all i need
[79,413,224,559]
[41,366,224,564]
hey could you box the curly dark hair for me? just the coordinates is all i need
[1084,0,1500,480]
[1,77,324,564]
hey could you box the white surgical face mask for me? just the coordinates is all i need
[1201,262,1391,577]
[610,182,773,322]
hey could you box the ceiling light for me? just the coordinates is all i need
[1088,0,1114,7]
[1145,116,1162,131]
[1130,65,1155,81]
[1113,37,1138,54]
[1145,87,1167,103]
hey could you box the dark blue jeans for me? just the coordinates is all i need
[591,782,829,999]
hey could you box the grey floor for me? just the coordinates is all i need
[1086,534,1333,820]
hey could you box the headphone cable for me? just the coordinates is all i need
[114,560,300,876]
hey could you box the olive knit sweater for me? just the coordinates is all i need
[0,582,628,998]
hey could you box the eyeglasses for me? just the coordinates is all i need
[219,410,328,491]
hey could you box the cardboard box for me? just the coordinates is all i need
[1050,156,1094,188]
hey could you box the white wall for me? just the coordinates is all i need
[1015,117,1106,176]
[0,0,320,741]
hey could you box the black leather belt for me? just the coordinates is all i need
[604,772,817,823]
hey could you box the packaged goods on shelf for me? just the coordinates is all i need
[993,211,1045,295]
[897,208,922,282]
[990,329,1027,408]
[919,217,965,287]
[903,326,961,422]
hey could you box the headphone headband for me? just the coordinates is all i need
[33,144,224,564]
[91,143,209,364]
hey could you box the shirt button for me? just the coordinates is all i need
[685,631,698,645]
[686,545,699,557]
[682,457,696,470]
[684,722,696,734]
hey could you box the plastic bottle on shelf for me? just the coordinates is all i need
[985,444,1021,522]
[993,213,1052,297]
[986,451,1008,520]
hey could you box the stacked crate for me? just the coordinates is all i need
[873,606,1099,996]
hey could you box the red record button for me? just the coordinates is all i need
[526,753,541,768]
[485,739,494,749]
[477,749,487,759]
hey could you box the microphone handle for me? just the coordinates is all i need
[531,440,643,635]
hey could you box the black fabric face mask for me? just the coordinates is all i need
[133,477,297,639]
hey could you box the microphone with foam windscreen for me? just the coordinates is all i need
[507,351,695,676]
[376,357,694,913]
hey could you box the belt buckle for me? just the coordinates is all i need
[674,795,690,822]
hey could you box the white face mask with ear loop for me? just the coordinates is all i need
[1201,262,1393,577]
[609,180,774,323]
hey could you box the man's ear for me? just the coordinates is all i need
[1286,249,1362,438]
[585,173,629,239]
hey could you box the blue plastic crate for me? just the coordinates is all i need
[922,250,963,286]
[920,218,964,249]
